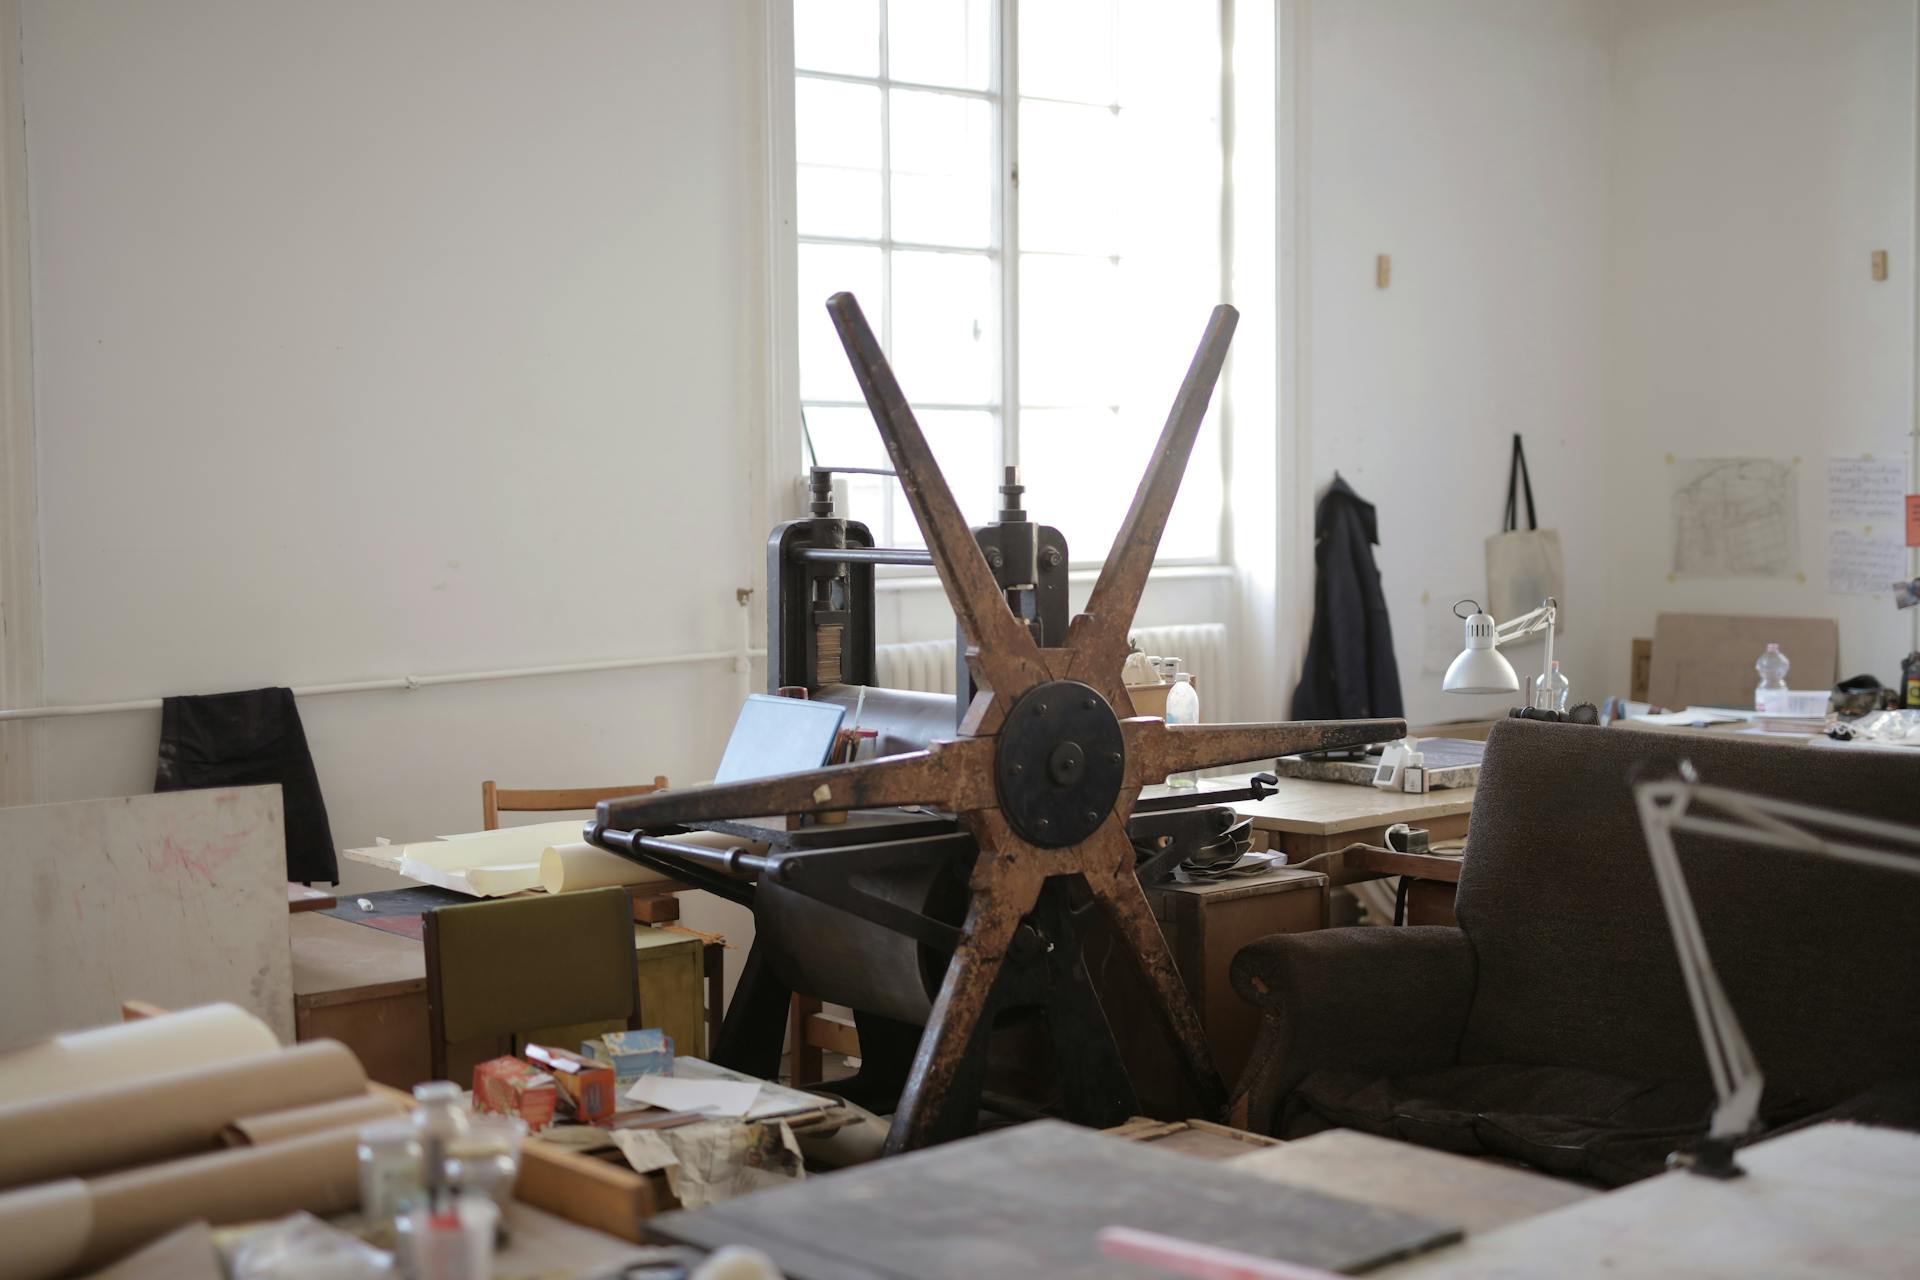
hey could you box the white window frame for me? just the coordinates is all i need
[777,0,1235,573]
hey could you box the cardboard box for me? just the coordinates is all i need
[1648,614,1839,710]
[1127,682,1170,719]
[526,1043,618,1124]
[473,1056,557,1131]
[582,1028,675,1085]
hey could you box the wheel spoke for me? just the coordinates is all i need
[1125,717,1405,786]
[827,292,1049,701]
[1079,825,1226,1115]
[594,738,995,831]
[884,854,1044,1153]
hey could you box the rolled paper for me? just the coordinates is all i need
[219,1090,402,1148]
[0,1039,366,1189]
[0,1004,279,1106]
[78,1125,362,1271]
[541,830,767,894]
[0,1179,91,1280]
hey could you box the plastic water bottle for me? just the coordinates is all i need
[1755,643,1790,713]
[1530,660,1570,712]
[1165,671,1200,788]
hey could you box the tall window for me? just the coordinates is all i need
[792,0,1226,566]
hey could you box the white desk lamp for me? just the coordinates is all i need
[1634,773,1920,1178]
[1443,597,1557,699]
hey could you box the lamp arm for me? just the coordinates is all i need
[1636,784,1763,1149]
[1632,778,1920,1176]
[1491,598,1557,646]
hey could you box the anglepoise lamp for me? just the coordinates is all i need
[1634,773,1920,1177]
[1443,597,1557,700]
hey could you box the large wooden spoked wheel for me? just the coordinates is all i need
[601,294,1403,1152]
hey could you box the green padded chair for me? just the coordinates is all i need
[423,885,643,1080]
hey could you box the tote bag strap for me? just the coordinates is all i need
[1502,433,1538,532]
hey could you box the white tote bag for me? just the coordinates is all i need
[1484,434,1564,622]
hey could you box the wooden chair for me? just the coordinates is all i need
[480,776,670,830]
[423,886,643,1080]
[481,774,725,1056]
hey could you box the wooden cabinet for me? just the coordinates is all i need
[1089,867,1328,1118]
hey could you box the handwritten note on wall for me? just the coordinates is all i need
[1826,529,1906,597]
[1826,457,1906,525]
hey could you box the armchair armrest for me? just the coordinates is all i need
[1228,926,1476,1133]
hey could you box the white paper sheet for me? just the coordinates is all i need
[1627,707,1751,727]
[1826,456,1907,525]
[397,822,604,897]
[624,1075,761,1119]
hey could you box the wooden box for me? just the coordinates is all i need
[1088,867,1328,1117]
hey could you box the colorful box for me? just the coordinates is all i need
[525,1043,618,1124]
[472,1056,557,1132]
[581,1029,675,1085]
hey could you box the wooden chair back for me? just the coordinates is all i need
[422,886,642,1080]
[481,777,669,830]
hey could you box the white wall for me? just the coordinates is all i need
[20,0,769,1006]
[1298,0,1616,726]
[1604,0,1917,688]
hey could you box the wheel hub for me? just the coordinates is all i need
[992,680,1126,848]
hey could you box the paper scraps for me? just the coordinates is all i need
[612,1119,806,1209]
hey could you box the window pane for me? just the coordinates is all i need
[1019,253,1118,408]
[1019,405,1220,564]
[799,166,882,240]
[890,90,993,249]
[1018,407,1146,560]
[794,0,879,77]
[1159,404,1222,561]
[803,405,889,472]
[796,79,883,238]
[886,409,999,548]
[797,243,883,402]
[1017,99,1119,255]
[891,250,996,405]
[1019,0,1116,105]
[887,0,992,90]
[1115,0,1218,115]
[796,78,881,172]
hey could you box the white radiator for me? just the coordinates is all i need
[875,622,1231,719]
[874,639,960,696]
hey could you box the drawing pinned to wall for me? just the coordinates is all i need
[1826,529,1907,597]
[1826,456,1906,525]
[1669,456,1800,579]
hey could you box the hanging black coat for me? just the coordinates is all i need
[1290,474,1405,721]
[154,686,340,884]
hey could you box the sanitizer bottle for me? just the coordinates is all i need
[1165,671,1200,789]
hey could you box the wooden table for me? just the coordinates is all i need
[1227,775,1475,861]
[285,881,338,912]
[291,913,432,1089]
[291,913,709,1090]
[1210,774,1475,926]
